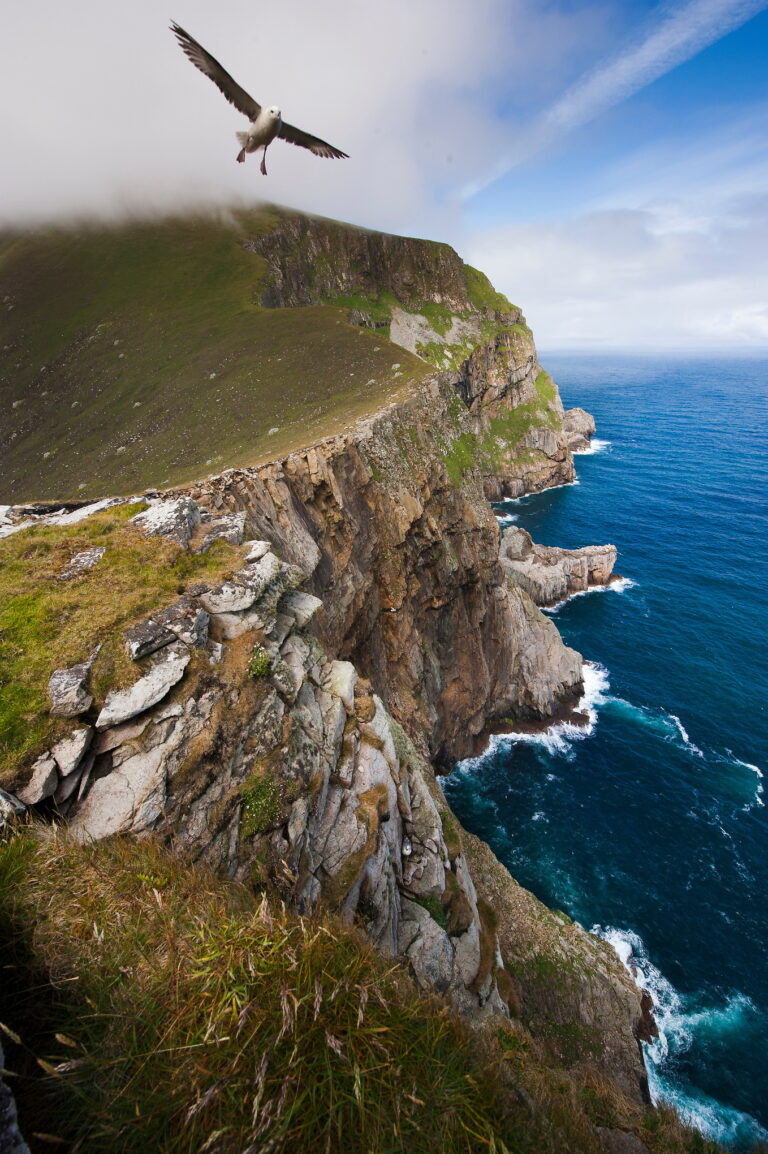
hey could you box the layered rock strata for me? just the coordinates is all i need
[500,525,618,608]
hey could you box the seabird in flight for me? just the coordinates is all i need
[171,22,349,175]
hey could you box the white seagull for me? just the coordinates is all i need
[171,22,349,175]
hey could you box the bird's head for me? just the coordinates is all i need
[267,106,281,120]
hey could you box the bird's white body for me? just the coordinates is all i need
[171,23,348,175]
[238,106,282,154]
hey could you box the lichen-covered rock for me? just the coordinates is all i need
[51,727,92,778]
[193,510,246,552]
[244,539,272,563]
[0,788,26,831]
[47,651,97,717]
[279,590,322,628]
[16,754,58,804]
[131,497,201,547]
[57,546,105,581]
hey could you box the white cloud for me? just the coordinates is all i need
[467,194,768,349]
[0,0,522,234]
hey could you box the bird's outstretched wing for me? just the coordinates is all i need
[278,121,349,159]
[171,22,261,121]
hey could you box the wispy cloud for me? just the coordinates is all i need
[465,0,768,197]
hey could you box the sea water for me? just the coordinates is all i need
[444,355,768,1149]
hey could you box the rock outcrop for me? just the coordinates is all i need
[564,407,597,452]
[500,525,617,607]
[456,333,577,498]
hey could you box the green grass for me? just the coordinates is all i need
[0,507,242,785]
[463,265,516,315]
[247,645,272,679]
[0,831,525,1154]
[0,831,732,1154]
[410,892,449,931]
[240,773,284,837]
[0,210,431,502]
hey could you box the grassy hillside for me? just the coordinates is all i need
[0,830,724,1154]
[0,209,432,503]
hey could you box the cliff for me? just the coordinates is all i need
[0,208,685,1153]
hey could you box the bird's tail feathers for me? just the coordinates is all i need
[235,131,249,148]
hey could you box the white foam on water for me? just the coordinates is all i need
[495,511,519,526]
[573,438,612,455]
[452,663,610,774]
[726,753,765,810]
[669,714,704,758]
[731,755,763,778]
[543,576,637,613]
[593,925,768,1148]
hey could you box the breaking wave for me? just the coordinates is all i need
[543,575,637,612]
[593,926,768,1150]
[573,437,612,455]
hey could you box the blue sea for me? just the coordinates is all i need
[444,354,768,1149]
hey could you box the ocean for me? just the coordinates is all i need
[444,354,768,1149]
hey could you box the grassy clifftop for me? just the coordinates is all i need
[0,207,515,504]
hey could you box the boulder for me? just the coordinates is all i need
[96,645,190,728]
[193,511,246,552]
[0,788,26,828]
[124,618,176,661]
[131,498,201,547]
[16,754,58,805]
[244,539,272,563]
[200,552,281,615]
[279,590,323,629]
[51,727,93,777]
[48,652,97,717]
[320,661,357,714]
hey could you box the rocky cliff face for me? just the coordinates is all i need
[173,371,583,767]
[1,211,654,1132]
[4,492,646,1104]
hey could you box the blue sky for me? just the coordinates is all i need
[3,0,767,349]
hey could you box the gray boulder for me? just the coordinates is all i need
[131,498,201,547]
[96,644,191,728]
[15,754,58,805]
[47,648,99,717]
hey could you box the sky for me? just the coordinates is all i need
[2,0,767,351]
